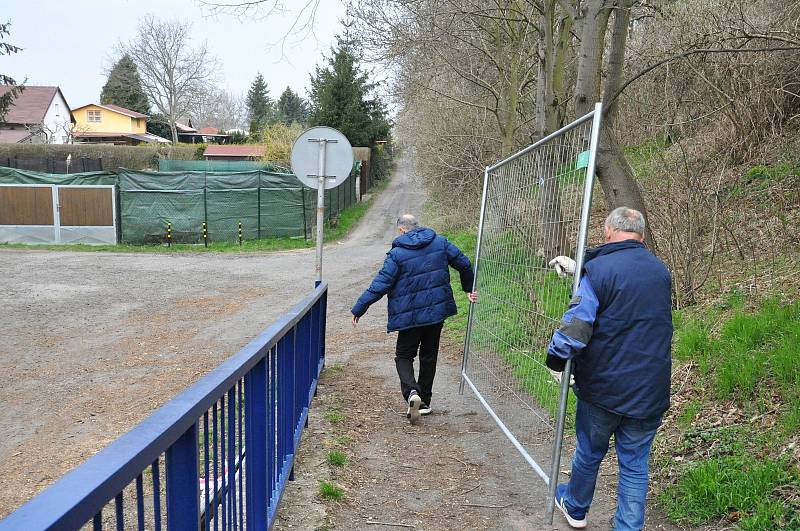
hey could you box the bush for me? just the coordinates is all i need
[257,123,304,162]
[0,143,197,171]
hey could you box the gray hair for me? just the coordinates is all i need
[604,207,645,235]
[397,214,419,230]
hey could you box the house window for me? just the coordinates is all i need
[87,110,101,123]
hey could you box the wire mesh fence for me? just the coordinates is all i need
[461,104,603,522]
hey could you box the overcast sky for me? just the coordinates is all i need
[4,0,347,109]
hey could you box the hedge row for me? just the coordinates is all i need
[0,144,201,171]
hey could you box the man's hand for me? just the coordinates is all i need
[467,291,478,303]
[548,256,576,278]
[548,368,576,386]
[352,315,359,327]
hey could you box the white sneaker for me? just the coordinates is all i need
[555,495,587,529]
[406,392,421,424]
[419,403,432,416]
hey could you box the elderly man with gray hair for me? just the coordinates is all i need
[351,214,476,424]
[546,207,673,531]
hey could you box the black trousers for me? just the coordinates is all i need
[395,322,444,406]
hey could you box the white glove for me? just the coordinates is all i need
[548,256,576,278]
[548,368,576,386]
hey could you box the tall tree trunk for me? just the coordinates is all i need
[573,0,612,117]
[573,0,655,246]
[536,1,573,262]
[597,0,656,246]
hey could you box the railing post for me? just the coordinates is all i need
[320,290,327,370]
[245,357,268,531]
[165,422,200,530]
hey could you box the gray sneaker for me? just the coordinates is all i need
[406,392,422,424]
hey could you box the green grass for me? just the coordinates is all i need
[677,400,701,430]
[0,237,313,254]
[324,401,345,424]
[326,450,347,467]
[672,298,800,403]
[661,455,800,529]
[322,363,344,377]
[318,480,344,501]
[329,434,352,448]
[663,295,800,529]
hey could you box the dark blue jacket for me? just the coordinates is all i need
[351,227,474,332]
[547,240,673,419]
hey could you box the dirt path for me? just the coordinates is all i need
[0,156,679,529]
[273,159,681,530]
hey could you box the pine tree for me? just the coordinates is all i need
[308,38,389,146]
[0,21,23,121]
[100,54,150,114]
[246,73,275,134]
[276,86,309,126]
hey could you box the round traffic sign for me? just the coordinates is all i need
[290,126,354,190]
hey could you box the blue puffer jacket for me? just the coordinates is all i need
[351,227,474,332]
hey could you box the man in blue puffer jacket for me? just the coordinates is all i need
[352,214,476,424]
[546,207,673,531]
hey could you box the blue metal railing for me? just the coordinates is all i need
[1,283,328,530]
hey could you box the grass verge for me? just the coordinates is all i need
[658,294,800,529]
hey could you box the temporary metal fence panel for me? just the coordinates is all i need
[0,183,117,245]
[1,283,328,530]
[460,103,603,523]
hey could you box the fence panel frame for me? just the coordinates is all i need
[460,102,603,524]
[1,282,328,530]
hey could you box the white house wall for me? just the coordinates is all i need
[42,92,73,144]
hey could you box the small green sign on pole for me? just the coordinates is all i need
[576,150,591,169]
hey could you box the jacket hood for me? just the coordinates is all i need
[393,227,436,249]
[584,239,645,264]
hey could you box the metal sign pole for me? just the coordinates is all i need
[315,139,327,283]
[292,126,353,285]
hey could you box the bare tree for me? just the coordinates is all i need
[122,16,219,144]
[187,86,247,131]
[199,0,322,54]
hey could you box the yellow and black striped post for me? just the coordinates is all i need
[166,222,172,247]
[238,221,243,246]
[202,222,208,248]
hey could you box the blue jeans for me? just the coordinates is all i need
[561,399,661,531]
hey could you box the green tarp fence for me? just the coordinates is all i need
[0,164,360,244]
[157,159,292,173]
[0,167,117,185]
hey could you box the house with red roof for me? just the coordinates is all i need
[203,144,267,160]
[71,102,169,145]
[0,86,75,144]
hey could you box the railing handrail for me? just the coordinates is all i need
[1,282,328,530]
